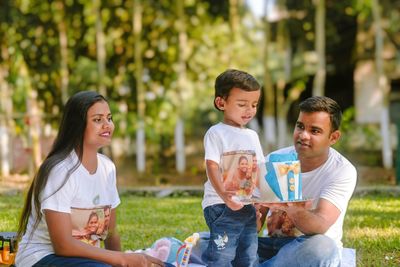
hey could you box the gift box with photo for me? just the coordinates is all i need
[259,153,303,202]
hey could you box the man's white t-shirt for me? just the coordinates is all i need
[268,146,357,248]
[16,151,121,267]
[202,122,265,209]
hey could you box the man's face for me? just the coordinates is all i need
[293,111,340,161]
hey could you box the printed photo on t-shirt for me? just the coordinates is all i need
[220,150,258,199]
[71,205,111,247]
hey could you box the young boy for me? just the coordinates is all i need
[202,69,265,267]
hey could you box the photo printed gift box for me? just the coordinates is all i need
[259,153,302,202]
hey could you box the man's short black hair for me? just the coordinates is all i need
[299,96,342,131]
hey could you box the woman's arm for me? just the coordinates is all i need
[45,210,164,267]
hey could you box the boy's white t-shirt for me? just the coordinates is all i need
[202,122,265,209]
[268,146,357,248]
[16,151,121,267]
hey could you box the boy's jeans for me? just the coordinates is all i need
[202,204,258,267]
[258,234,341,267]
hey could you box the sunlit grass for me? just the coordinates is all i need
[343,195,400,266]
[1,192,399,266]
[118,196,207,249]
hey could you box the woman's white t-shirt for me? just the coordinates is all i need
[16,151,120,267]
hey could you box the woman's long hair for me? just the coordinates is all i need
[17,91,107,240]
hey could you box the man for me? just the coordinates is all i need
[258,96,357,266]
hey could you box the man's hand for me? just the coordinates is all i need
[260,199,313,237]
[259,199,312,212]
[254,203,268,232]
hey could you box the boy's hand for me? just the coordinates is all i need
[222,190,244,210]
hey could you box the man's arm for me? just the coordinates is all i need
[285,198,340,234]
[255,204,268,233]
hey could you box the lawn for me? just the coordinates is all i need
[1,192,399,266]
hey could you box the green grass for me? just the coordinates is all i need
[342,194,400,266]
[1,193,399,266]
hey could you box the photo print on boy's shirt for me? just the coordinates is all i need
[70,205,111,246]
[220,150,258,200]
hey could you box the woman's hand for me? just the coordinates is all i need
[120,253,164,267]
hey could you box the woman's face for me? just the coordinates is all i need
[83,100,114,150]
[87,215,99,233]
[239,158,249,173]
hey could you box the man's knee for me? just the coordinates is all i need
[297,235,340,261]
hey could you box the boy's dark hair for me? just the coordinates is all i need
[214,69,260,110]
[299,96,342,132]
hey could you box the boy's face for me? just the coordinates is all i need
[216,87,260,128]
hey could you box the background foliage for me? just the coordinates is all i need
[1,0,400,176]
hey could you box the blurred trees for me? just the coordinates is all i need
[0,0,399,178]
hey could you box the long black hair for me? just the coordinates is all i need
[18,91,107,239]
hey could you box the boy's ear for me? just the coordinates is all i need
[215,97,225,110]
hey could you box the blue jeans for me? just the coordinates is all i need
[258,234,341,267]
[202,204,258,267]
[33,253,175,267]
[33,254,111,267]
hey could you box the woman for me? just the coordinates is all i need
[16,91,164,267]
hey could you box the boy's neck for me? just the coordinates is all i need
[222,120,245,128]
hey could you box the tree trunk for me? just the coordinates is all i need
[312,0,326,96]
[276,16,291,148]
[55,0,69,104]
[175,0,187,173]
[94,0,107,97]
[133,0,146,173]
[21,62,42,173]
[229,0,239,67]
[175,119,185,173]
[262,1,276,154]
[371,0,392,169]
[0,48,11,177]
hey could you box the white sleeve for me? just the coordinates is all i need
[108,162,121,209]
[320,164,357,212]
[40,164,77,214]
[253,133,265,164]
[204,129,222,164]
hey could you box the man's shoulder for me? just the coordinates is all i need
[329,148,356,168]
[326,148,357,179]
